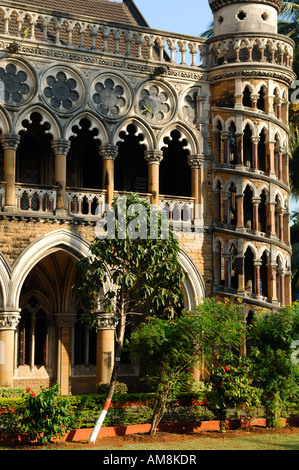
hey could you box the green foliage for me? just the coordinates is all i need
[247,306,299,427]
[76,192,186,323]
[0,387,25,398]
[206,353,261,422]
[96,382,128,396]
[16,384,76,444]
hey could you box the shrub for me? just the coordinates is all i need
[206,353,261,427]
[0,387,25,398]
[96,382,128,396]
[16,384,76,444]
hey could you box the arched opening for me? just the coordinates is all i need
[243,124,253,168]
[16,249,89,391]
[214,240,224,287]
[74,308,96,367]
[257,86,266,111]
[115,124,148,193]
[214,120,222,163]
[16,112,54,210]
[258,129,266,172]
[258,189,267,232]
[228,122,237,164]
[67,118,102,190]
[260,251,268,297]
[160,129,191,197]
[228,182,237,226]
[242,86,252,107]
[229,243,238,289]
[243,185,253,230]
[244,247,255,293]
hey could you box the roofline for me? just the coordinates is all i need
[123,0,150,27]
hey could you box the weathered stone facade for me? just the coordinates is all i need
[0,0,295,393]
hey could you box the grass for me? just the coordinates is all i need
[92,434,299,451]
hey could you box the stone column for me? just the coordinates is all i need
[237,254,245,294]
[252,197,260,231]
[0,310,21,387]
[188,154,204,220]
[95,312,118,385]
[251,136,259,170]
[278,270,285,306]
[268,263,278,303]
[236,193,244,229]
[221,132,229,164]
[51,140,70,216]
[53,314,76,395]
[254,260,262,296]
[144,150,163,206]
[0,134,20,212]
[267,140,276,176]
[277,147,283,180]
[100,145,118,206]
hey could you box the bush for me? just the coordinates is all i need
[96,382,128,396]
[16,384,76,444]
[0,387,25,398]
[206,353,261,425]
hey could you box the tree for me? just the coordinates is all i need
[247,306,299,427]
[75,192,187,442]
[128,297,245,435]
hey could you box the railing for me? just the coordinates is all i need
[15,184,56,212]
[66,188,105,216]
[159,195,195,222]
[0,2,207,68]
[208,32,294,69]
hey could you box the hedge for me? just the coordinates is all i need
[0,392,211,432]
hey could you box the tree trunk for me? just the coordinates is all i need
[88,310,126,444]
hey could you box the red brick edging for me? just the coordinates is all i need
[1,417,299,445]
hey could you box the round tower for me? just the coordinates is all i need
[208,0,296,318]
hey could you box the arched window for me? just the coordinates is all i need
[260,251,268,297]
[74,309,96,366]
[257,86,266,111]
[243,185,253,230]
[160,130,191,197]
[228,182,237,226]
[244,247,255,293]
[258,129,266,172]
[242,86,252,107]
[18,296,48,368]
[229,243,238,289]
[115,124,148,193]
[258,190,267,233]
[243,124,253,168]
[228,122,237,164]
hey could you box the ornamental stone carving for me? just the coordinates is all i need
[42,66,85,113]
[95,312,118,330]
[0,60,35,106]
[91,73,132,119]
[0,311,21,330]
[181,88,201,127]
[137,81,175,125]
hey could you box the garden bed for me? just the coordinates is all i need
[1,416,299,446]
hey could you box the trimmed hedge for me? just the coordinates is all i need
[0,392,210,432]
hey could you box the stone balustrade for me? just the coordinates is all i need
[159,196,195,222]
[0,2,207,68]
[66,189,105,216]
[15,185,56,212]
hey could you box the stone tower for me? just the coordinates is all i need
[208,0,295,317]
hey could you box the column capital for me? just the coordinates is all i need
[0,310,21,330]
[51,139,70,155]
[95,312,118,330]
[100,144,118,161]
[144,149,163,164]
[251,136,260,145]
[188,154,204,169]
[0,134,20,150]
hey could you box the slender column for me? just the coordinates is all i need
[254,261,261,296]
[268,202,276,236]
[268,263,278,303]
[221,132,229,164]
[95,312,118,385]
[251,136,259,170]
[267,140,276,176]
[237,254,245,294]
[278,270,285,306]
[188,154,204,220]
[51,140,70,216]
[100,145,118,206]
[53,314,76,395]
[252,197,260,231]
[144,150,163,206]
[222,192,229,224]
[277,147,284,180]
[0,134,20,212]
[236,194,244,228]
[0,310,21,387]
[278,208,285,242]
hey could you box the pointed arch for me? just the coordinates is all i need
[157,122,199,155]
[64,110,110,143]
[13,104,61,140]
[112,117,155,149]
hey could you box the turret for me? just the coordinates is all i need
[209,0,282,36]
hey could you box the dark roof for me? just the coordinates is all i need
[10,0,149,26]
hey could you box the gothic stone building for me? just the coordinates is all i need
[0,0,295,394]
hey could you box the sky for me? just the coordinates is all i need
[114,0,298,214]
